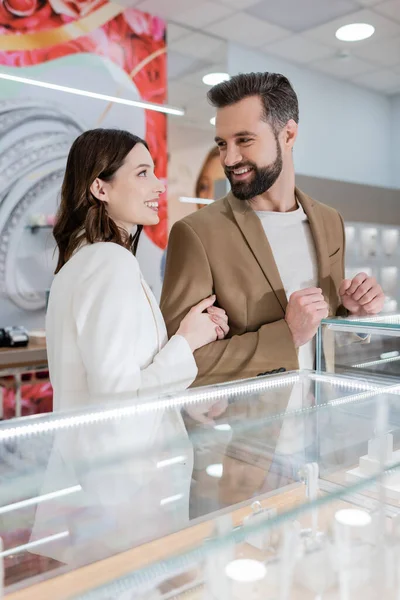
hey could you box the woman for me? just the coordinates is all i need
[195,146,225,209]
[30,129,229,565]
[48,128,229,409]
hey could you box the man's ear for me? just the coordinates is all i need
[284,119,298,150]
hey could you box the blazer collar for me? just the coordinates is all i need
[227,187,331,312]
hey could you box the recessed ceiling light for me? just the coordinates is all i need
[335,23,375,42]
[214,423,231,431]
[206,463,223,478]
[210,117,216,126]
[225,559,267,582]
[202,72,230,86]
[335,509,372,527]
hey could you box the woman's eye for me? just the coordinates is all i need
[138,170,147,177]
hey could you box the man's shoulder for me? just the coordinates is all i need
[298,188,342,224]
[315,198,342,222]
[175,195,231,231]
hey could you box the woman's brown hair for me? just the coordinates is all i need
[194,146,220,198]
[54,128,148,274]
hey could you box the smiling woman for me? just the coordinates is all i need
[47,127,229,414]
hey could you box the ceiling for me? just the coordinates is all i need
[128,0,400,131]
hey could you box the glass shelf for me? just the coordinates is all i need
[317,315,400,378]
[24,225,53,235]
[1,370,400,598]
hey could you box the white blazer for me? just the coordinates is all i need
[46,241,197,408]
[30,243,197,565]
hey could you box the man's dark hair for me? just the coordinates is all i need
[207,72,299,132]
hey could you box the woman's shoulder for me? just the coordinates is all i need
[76,242,139,269]
[56,243,140,287]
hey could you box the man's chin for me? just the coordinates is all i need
[230,185,254,201]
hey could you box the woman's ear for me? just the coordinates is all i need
[90,178,108,203]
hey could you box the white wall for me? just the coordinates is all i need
[228,44,395,189]
[392,95,400,190]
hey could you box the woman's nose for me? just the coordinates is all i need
[155,177,166,195]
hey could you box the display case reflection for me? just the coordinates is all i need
[1,370,400,598]
[318,314,400,380]
[345,222,400,314]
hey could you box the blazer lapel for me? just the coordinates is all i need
[227,193,288,313]
[296,188,331,304]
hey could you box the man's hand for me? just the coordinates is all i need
[285,288,329,348]
[184,397,228,425]
[339,273,385,316]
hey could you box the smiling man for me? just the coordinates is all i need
[161,72,384,387]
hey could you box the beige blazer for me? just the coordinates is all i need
[161,188,346,387]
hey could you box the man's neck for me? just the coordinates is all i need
[248,166,296,213]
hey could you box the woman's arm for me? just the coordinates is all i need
[72,245,197,402]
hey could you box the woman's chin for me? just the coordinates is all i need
[144,213,160,226]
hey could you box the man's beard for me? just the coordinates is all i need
[225,138,283,201]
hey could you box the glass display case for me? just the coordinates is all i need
[1,370,400,599]
[345,222,400,313]
[317,314,400,379]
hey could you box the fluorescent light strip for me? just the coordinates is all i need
[352,356,400,369]
[5,373,394,443]
[160,494,183,506]
[179,196,214,205]
[0,531,69,558]
[156,456,186,469]
[0,374,300,441]
[1,373,397,443]
[310,372,391,392]
[343,313,400,324]
[0,72,184,116]
[0,485,81,516]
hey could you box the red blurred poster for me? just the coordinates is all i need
[0,1,167,325]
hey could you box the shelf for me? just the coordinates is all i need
[25,225,53,234]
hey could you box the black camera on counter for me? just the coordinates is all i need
[0,326,29,348]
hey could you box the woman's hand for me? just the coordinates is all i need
[177,295,229,352]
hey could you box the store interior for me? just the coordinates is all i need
[1,0,400,597]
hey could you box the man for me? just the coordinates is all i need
[161,72,384,387]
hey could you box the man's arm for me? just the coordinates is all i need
[160,220,298,387]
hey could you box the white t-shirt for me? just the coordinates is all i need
[255,203,318,370]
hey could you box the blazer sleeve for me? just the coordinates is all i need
[161,221,298,387]
[72,246,197,400]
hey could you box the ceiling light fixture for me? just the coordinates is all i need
[225,559,267,582]
[335,23,375,42]
[202,72,230,86]
[206,463,224,478]
[0,72,185,116]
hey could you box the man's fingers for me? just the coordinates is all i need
[352,280,374,302]
[346,272,369,296]
[357,287,379,306]
[360,293,385,313]
[339,279,352,297]
[291,287,322,298]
